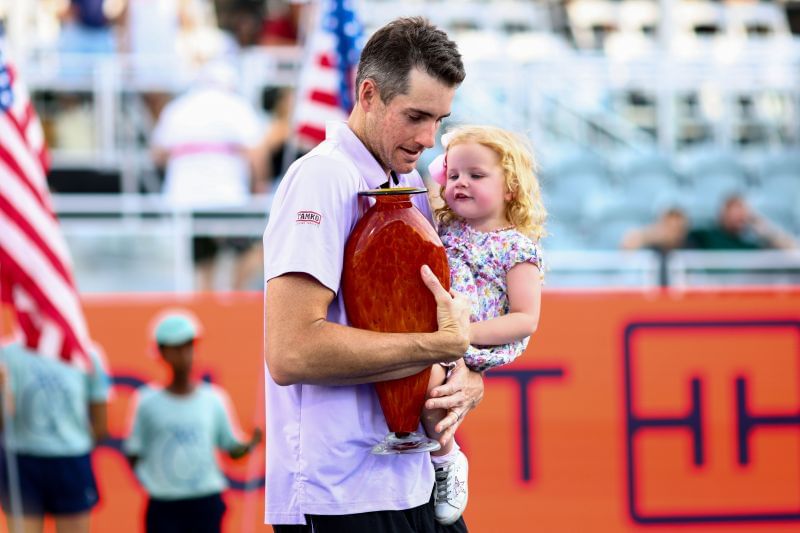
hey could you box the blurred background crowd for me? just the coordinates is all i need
[1,0,799,292]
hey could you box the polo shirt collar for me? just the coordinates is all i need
[326,121,398,190]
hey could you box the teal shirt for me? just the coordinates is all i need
[124,383,243,500]
[0,342,111,456]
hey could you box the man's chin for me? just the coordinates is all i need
[393,160,418,175]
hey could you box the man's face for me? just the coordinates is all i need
[363,68,456,175]
[721,198,750,234]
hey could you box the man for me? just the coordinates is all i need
[687,194,797,250]
[151,60,266,291]
[263,17,483,532]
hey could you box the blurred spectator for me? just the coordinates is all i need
[686,194,798,250]
[58,0,119,55]
[151,60,266,291]
[123,312,262,533]
[255,86,295,182]
[621,207,689,253]
[215,0,265,48]
[118,0,194,120]
[259,0,311,45]
[0,342,111,533]
[621,207,690,286]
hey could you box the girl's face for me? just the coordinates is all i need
[443,142,511,231]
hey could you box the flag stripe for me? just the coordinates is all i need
[0,153,73,266]
[296,124,326,145]
[0,118,52,214]
[309,89,339,107]
[0,139,50,213]
[318,53,335,68]
[0,193,73,284]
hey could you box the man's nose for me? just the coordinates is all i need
[415,122,437,149]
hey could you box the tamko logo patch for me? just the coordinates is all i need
[296,211,322,225]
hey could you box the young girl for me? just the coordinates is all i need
[423,125,546,525]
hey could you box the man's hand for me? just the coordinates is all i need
[420,265,470,357]
[424,359,484,447]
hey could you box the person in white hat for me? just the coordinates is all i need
[123,311,261,533]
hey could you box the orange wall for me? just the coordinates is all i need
[3,289,800,532]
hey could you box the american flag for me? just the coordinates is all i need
[0,52,92,370]
[293,0,363,149]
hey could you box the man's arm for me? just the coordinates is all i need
[265,265,470,386]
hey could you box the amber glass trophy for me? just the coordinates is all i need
[342,187,449,454]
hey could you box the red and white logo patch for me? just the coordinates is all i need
[296,210,322,225]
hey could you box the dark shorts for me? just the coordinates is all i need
[0,452,99,516]
[193,236,258,263]
[146,492,227,533]
[272,490,467,533]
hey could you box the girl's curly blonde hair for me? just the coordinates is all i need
[433,125,547,240]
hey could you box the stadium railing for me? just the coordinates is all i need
[53,194,800,293]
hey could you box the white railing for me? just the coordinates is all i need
[667,250,800,288]
[53,194,800,293]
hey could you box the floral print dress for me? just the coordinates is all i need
[439,219,543,372]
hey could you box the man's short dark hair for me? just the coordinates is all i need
[355,17,465,103]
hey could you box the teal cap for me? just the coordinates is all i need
[154,314,199,346]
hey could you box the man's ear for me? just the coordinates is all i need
[357,79,379,111]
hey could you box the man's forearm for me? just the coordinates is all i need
[267,318,465,386]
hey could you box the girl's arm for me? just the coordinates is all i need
[468,262,542,346]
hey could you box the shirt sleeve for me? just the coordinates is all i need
[211,386,244,451]
[262,154,359,293]
[86,349,112,403]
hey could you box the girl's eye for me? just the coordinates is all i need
[447,174,458,181]
[471,174,485,179]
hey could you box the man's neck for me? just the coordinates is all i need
[348,113,391,178]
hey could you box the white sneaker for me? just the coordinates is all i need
[433,451,469,525]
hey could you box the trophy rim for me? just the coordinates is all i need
[358,187,428,197]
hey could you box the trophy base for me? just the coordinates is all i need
[371,432,441,455]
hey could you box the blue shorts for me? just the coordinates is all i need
[146,492,226,533]
[0,452,99,516]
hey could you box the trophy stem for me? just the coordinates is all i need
[371,432,441,455]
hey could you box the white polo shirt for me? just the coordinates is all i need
[152,86,262,209]
[262,121,434,525]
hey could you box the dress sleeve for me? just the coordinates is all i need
[507,234,543,271]
[464,337,529,373]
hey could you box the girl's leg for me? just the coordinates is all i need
[422,364,453,457]
[423,366,469,525]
